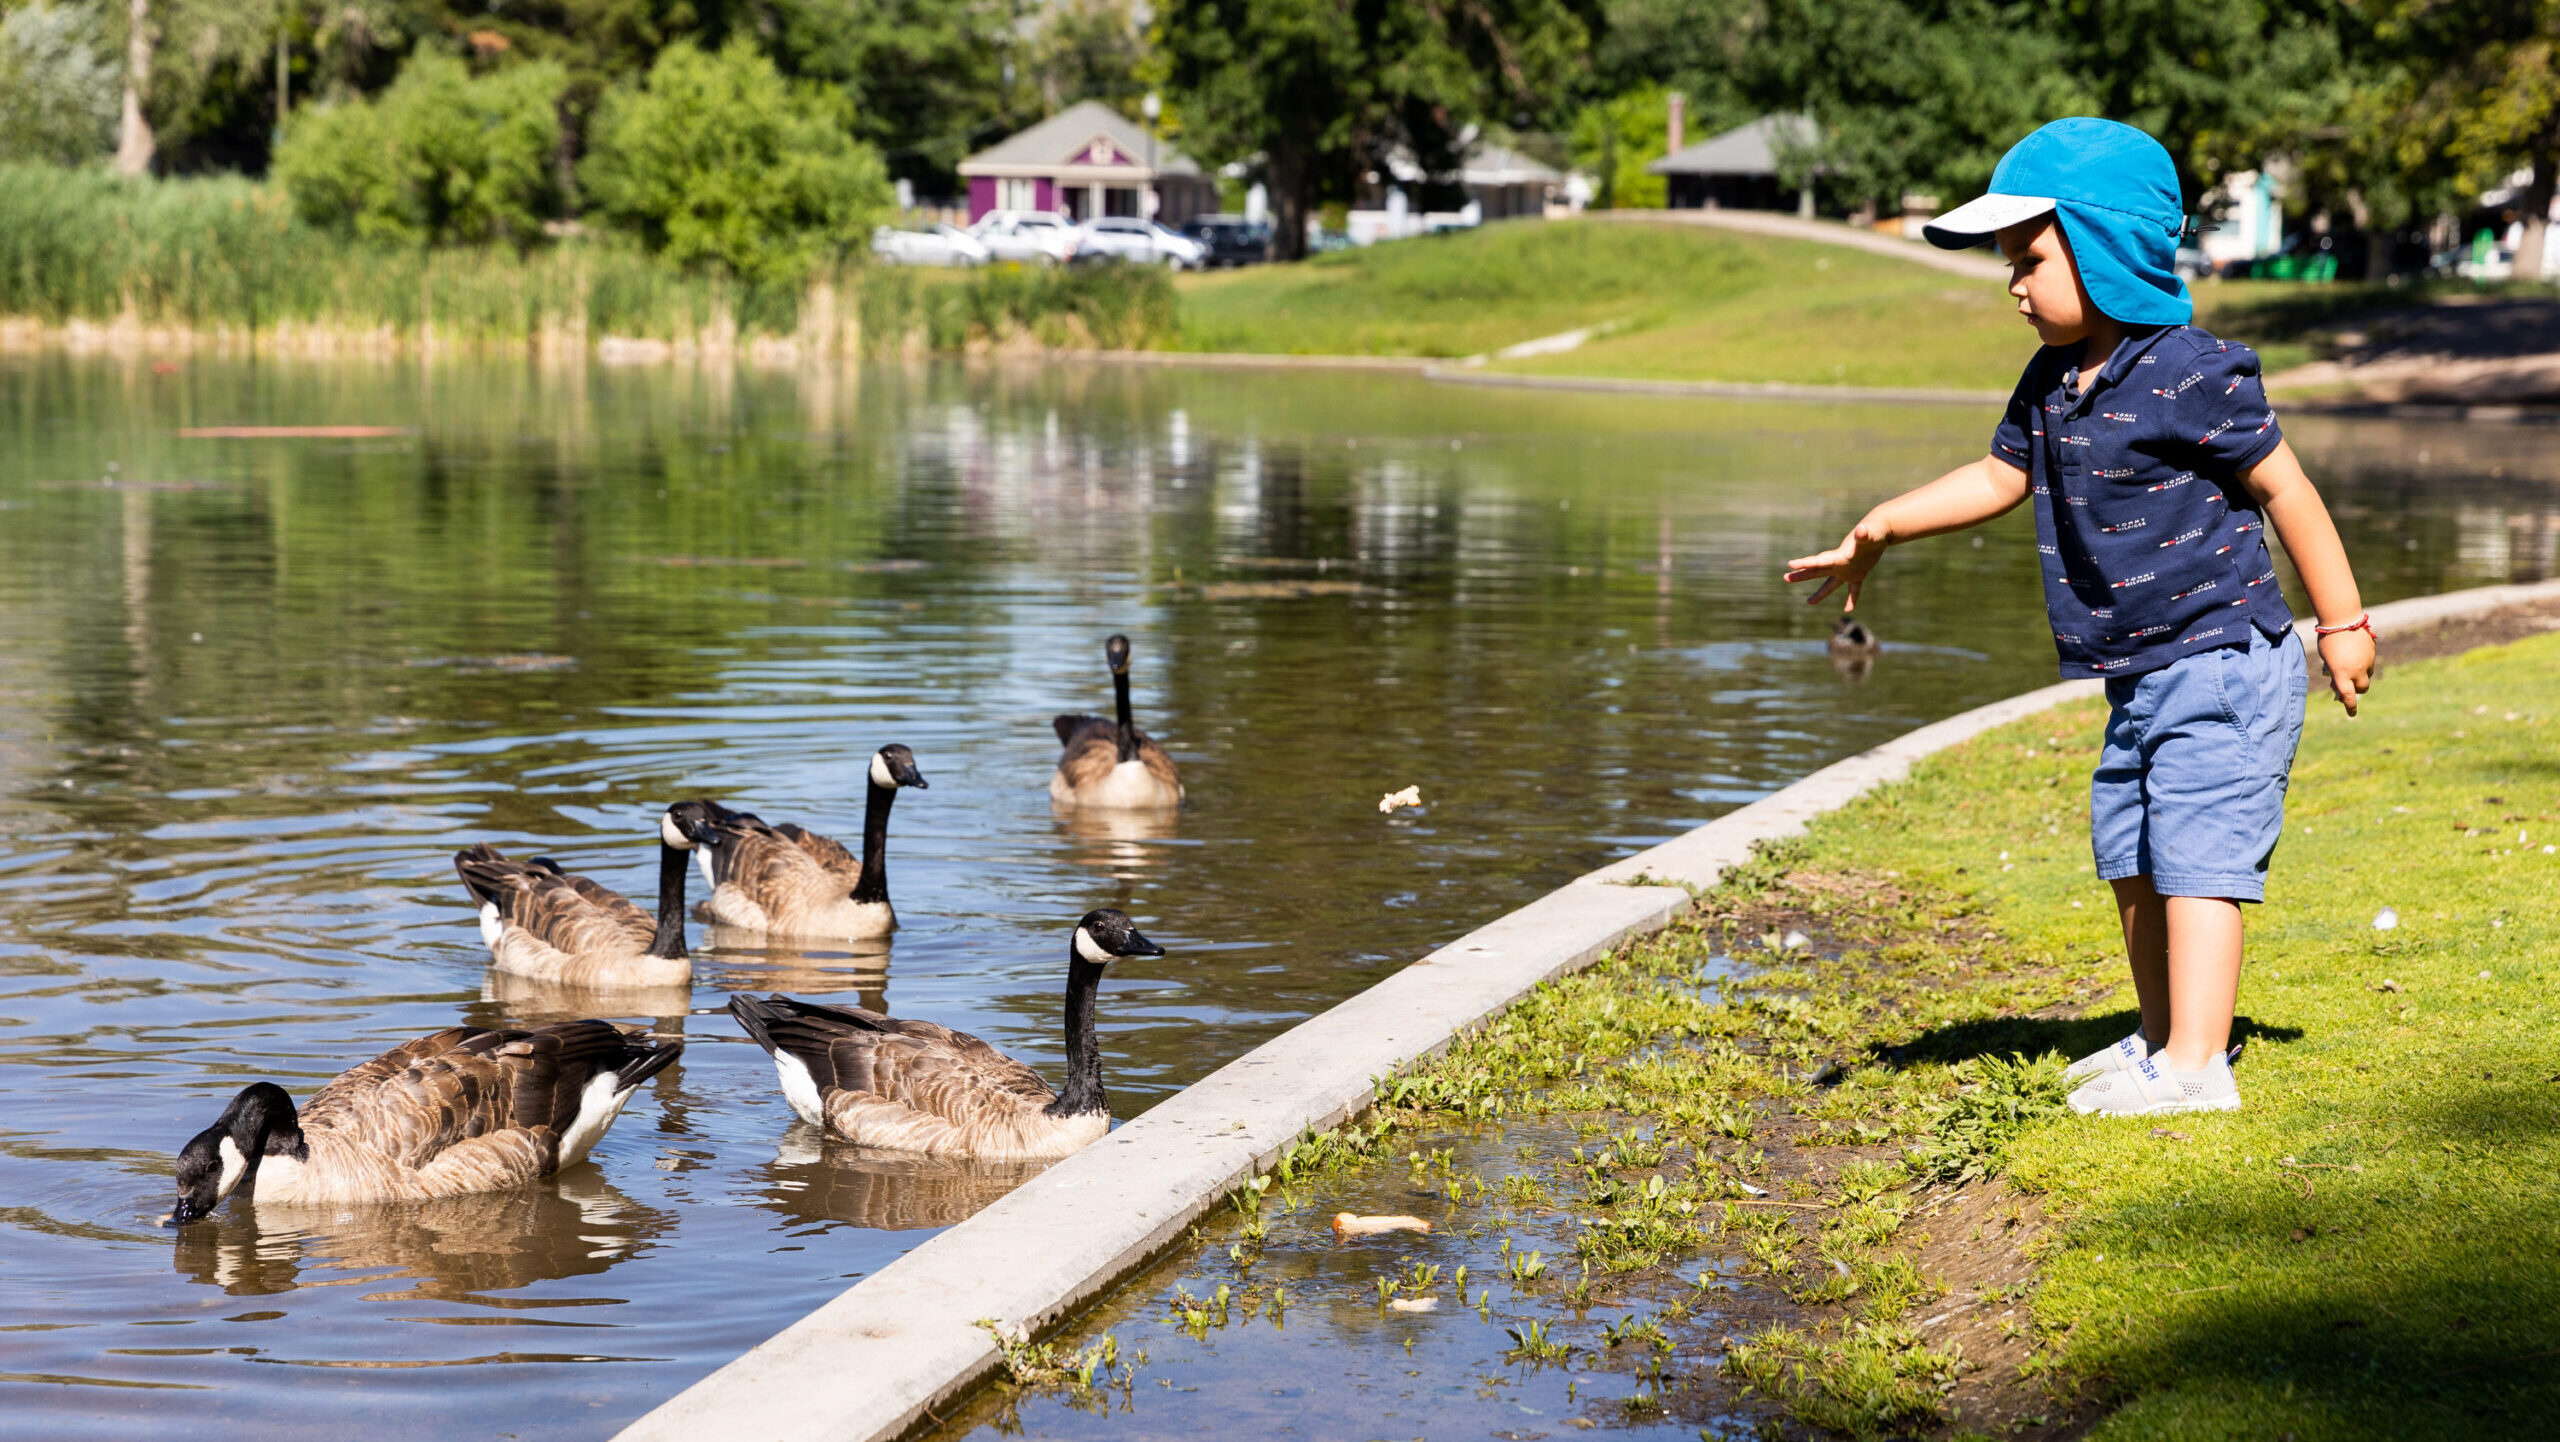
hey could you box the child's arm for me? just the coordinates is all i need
[1783,455,2029,610]
[2237,440,2374,714]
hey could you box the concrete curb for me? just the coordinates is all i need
[616,579,2560,1442]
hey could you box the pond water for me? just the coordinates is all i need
[0,352,2551,1439]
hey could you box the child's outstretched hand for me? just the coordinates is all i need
[1784,519,1891,610]
[2318,627,2375,715]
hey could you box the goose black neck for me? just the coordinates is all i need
[1112,670,1136,762]
[233,1082,307,1163]
[851,778,897,903]
[1046,955,1110,1117]
[647,842,690,959]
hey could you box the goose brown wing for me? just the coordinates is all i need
[772,823,861,883]
[714,824,847,908]
[457,846,654,956]
[746,998,1054,1117]
[1053,714,1120,789]
[296,1020,660,1170]
[1131,729,1181,790]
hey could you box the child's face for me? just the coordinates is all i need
[1997,218,2103,347]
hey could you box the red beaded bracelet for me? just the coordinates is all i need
[2314,612,2374,638]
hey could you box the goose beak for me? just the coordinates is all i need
[1119,928,1165,958]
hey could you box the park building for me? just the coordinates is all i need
[957,101,1219,227]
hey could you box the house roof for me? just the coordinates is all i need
[1383,140,1563,187]
[1647,114,1819,177]
[958,101,1204,178]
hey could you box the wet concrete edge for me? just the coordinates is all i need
[614,577,2560,1442]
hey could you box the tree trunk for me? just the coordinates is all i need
[2345,188,2389,283]
[1268,150,1314,262]
[2514,138,2559,284]
[115,0,153,176]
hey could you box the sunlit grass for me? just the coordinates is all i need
[1823,630,2560,1436]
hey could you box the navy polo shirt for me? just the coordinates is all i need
[1992,324,2293,678]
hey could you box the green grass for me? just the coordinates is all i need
[1815,630,2560,1437]
[1175,219,2033,389]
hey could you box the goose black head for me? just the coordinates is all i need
[661,800,724,850]
[868,744,929,791]
[1105,634,1133,676]
[1072,908,1164,965]
[167,1082,300,1226]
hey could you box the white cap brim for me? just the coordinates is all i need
[1922,193,2056,251]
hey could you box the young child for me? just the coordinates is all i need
[1783,118,2376,1116]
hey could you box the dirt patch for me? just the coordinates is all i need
[2370,598,2560,666]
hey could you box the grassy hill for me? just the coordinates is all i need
[1171,219,2344,393]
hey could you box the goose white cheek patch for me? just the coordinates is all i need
[216,1136,248,1201]
[1073,927,1116,965]
[869,752,895,788]
[660,814,692,849]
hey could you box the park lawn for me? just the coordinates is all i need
[1824,629,2560,1437]
[1172,219,2029,390]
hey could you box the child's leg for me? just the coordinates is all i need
[2109,875,2168,1047]
[2111,875,2243,1070]
[2161,895,2241,1069]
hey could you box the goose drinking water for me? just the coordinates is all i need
[726,908,1164,1161]
[165,1019,680,1223]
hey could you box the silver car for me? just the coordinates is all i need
[872,223,991,267]
[967,211,1081,266]
[1075,217,1208,270]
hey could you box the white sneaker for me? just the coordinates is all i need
[2065,1030,2155,1081]
[2068,1052,2242,1117]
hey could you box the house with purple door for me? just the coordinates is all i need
[958,101,1217,226]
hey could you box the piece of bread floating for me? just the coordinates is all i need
[1332,1212,1432,1236]
[1377,786,1422,814]
[1388,1297,1438,1312]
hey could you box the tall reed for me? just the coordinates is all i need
[0,165,1180,354]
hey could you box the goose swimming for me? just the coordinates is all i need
[165,1019,680,1223]
[727,908,1163,1161]
[453,802,715,988]
[1052,634,1182,809]
[689,745,929,940]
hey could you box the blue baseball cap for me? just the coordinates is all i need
[1923,117,2192,326]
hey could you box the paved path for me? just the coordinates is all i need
[1590,207,2011,281]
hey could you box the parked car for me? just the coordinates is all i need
[871,223,991,267]
[968,211,1080,266]
[1180,216,1273,268]
[1074,216,1208,269]
[2219,232,2338,283]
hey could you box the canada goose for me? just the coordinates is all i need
[688,746,929,940]
[1052,634,1182,809]
[453,803,714,987]
[727,908,1165,1161]
[165,1019,680,1223]
[1828,615,1881,680]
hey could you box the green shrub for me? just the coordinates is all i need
[274,51,565,247]
[0,1,117,165]
[1570,86,1670,210]
[580,39,890,285]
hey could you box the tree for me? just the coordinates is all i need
[2352,1,2560,279]
[580,38,892,283]
[1571,85,1671,208]
[0,2,120,164]
[1745,0,2092,216]
[1027,0,1149,115]
[1161,0,1595,259]
[274,50,566,245]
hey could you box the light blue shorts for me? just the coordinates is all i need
[2091,624,2309,903]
